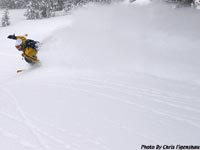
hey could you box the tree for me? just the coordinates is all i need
[0,0,26,9]
[64,0,112,13]
[55,0,65,11]
[24,0,114,19]
[1,8,10,27]
[24,0,40,19]
[24,0,55,19]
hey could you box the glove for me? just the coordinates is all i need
[7,34,17,40]
[21,53,25,57]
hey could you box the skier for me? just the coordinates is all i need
[8,34,40,64]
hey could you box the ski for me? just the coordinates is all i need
[16,69,25,73]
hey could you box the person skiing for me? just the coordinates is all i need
[8,34,40,64]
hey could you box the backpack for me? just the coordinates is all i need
[26,39,40,50]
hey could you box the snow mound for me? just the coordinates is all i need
[124,0,152,5]
[133,0,152,5]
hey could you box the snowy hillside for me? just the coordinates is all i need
[0,1,200,150]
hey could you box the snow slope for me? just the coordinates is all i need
[0,2,200,150]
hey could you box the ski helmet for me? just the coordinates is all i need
[15,39,22,46]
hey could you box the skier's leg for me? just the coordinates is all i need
[24,57,35,65]
[24,48,39,63]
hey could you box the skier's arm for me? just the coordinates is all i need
[7,34,17,40]
[7,34,27,42]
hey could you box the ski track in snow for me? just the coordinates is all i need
[0,81,161,147]
[75,76,200,111]
[0,72,200,149]
[0,85,113,150]
[1,72,200,148]
[40,78,200,128]
[0,89,79,150]
[1,87,54,150]
[1,62,200,149]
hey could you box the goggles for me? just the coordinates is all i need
[15,45,21,49]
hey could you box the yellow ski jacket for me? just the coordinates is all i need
[16,36,38,63]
